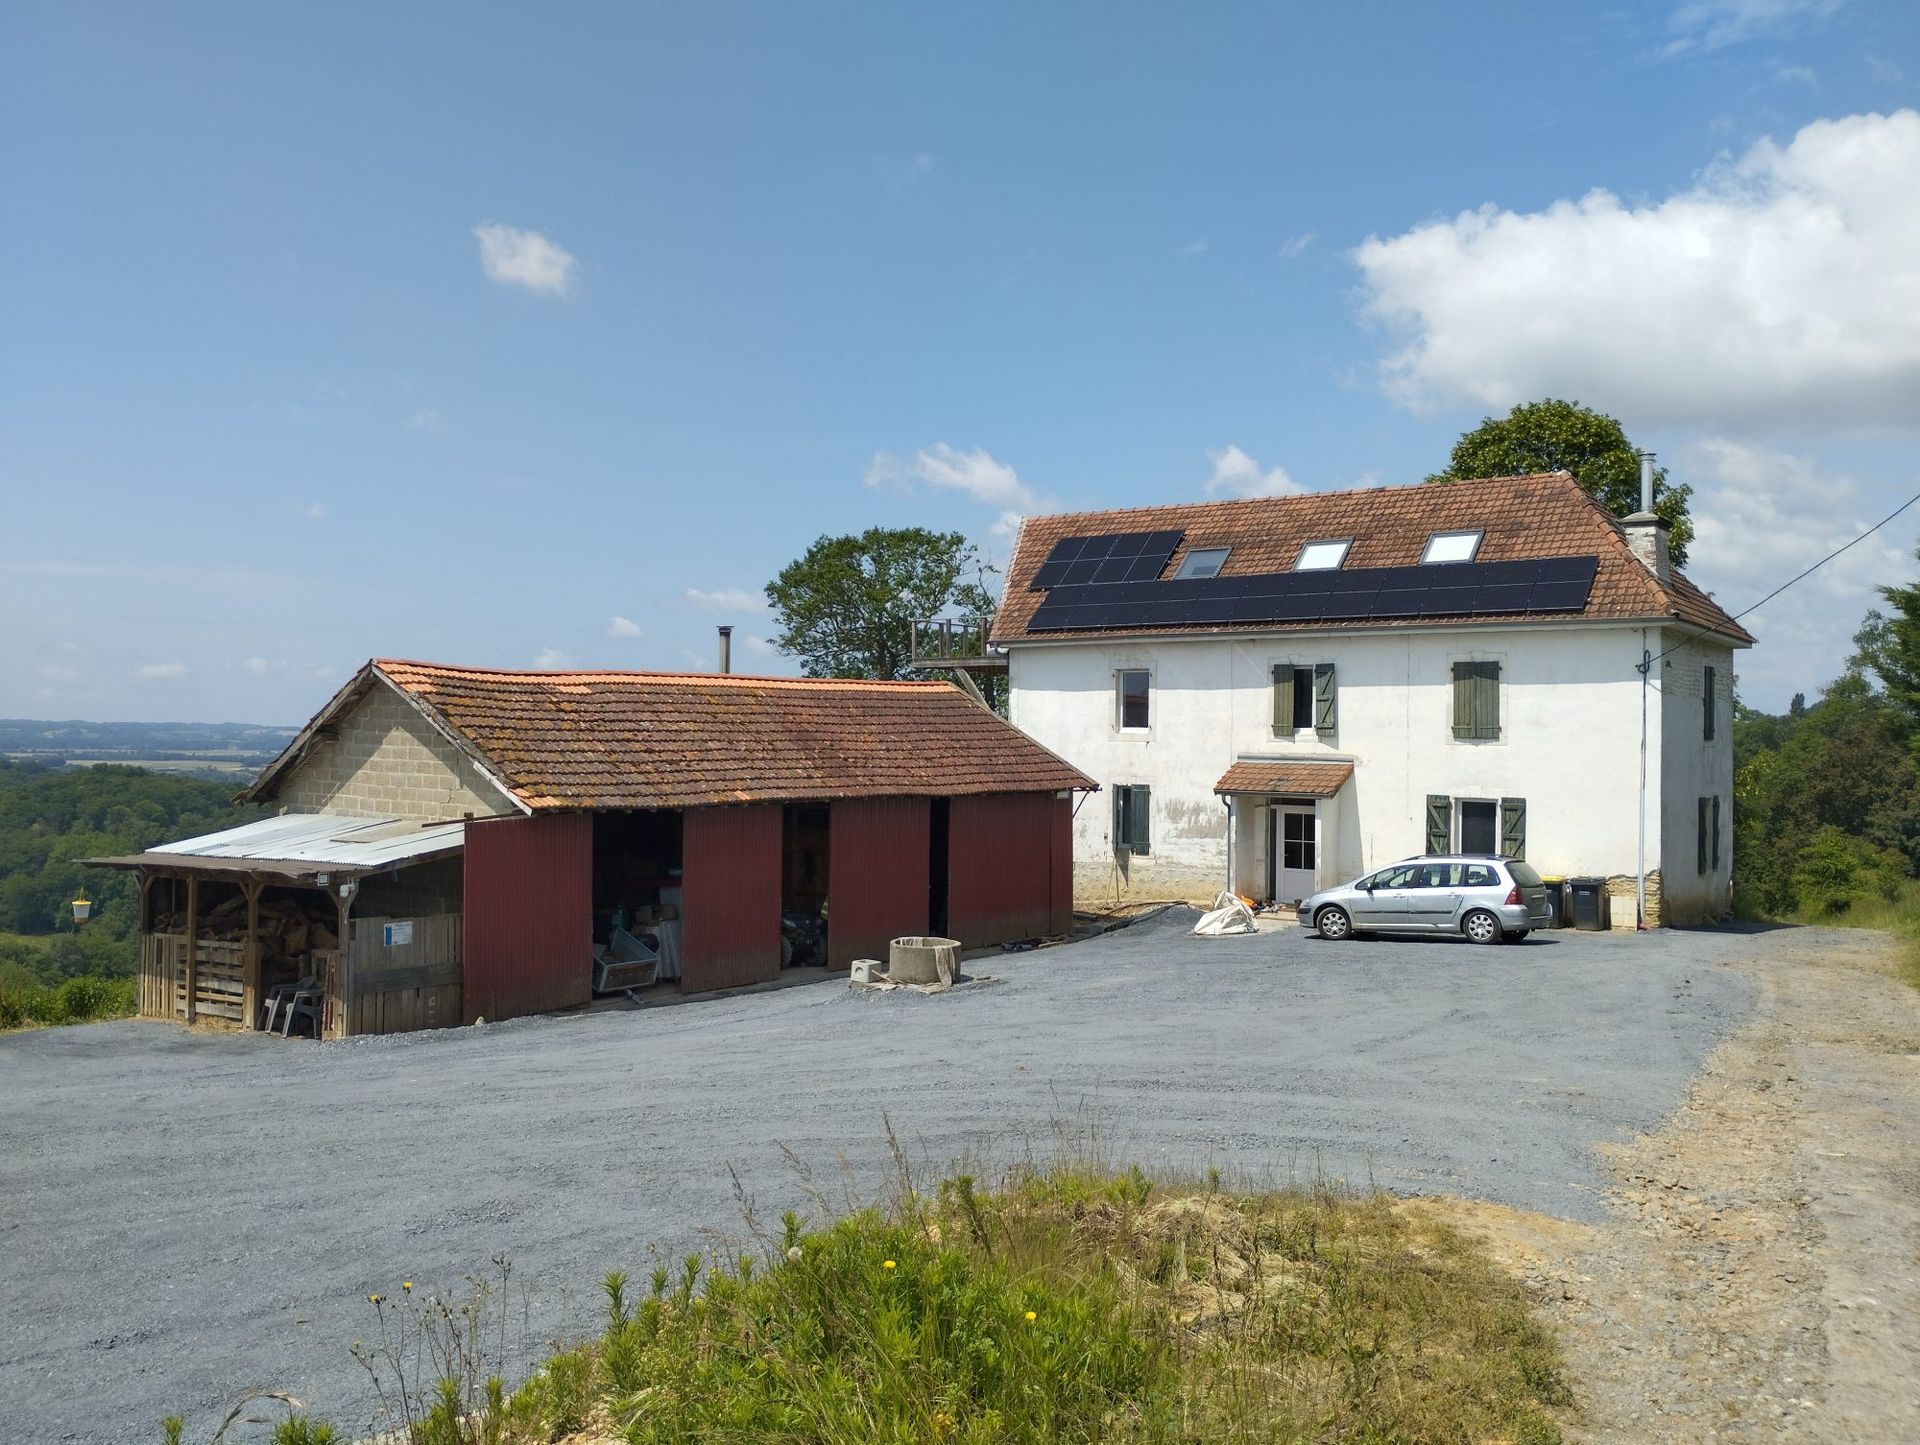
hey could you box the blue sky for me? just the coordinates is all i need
[4,0,1917,722]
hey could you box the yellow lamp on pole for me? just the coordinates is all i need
[71,892,92,926]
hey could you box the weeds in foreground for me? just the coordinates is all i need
[163,1136,1570,1444]
[0,971,135,1031]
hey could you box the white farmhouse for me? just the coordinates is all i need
[990,471,1752,927]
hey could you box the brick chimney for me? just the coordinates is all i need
[1623,450,1671,584]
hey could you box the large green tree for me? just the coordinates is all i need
[1429,398,1695,564]
[766,526,998,683]
[1855,557,1920,735]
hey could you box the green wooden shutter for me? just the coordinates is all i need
[1128,785,1151,854]
[1113,788,1127,856]
[1425,795,1452,854]
[1499,797,1526,859]
[1271,665,1288,733]
[1452,661,1499,739]
[1711,795,1722,869]
[1314,663,1337,736]
[1697,797,1710,874]
[1704,666,1716,740]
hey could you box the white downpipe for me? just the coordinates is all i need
[1637,630,1650,930]
[1223,795,1236,894]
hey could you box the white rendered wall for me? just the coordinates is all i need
[1009,624,1672,905]
[1655,633,1736,923]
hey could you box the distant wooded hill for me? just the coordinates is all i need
[0,759,264,982]
[0,717,296,778]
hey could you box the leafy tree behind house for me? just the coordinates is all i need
[1429,398,1695,564]
[766,526,1002,704]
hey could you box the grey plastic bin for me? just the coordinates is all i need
[1568,877,1609,931]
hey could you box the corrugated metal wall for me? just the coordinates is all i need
[947,791,1073,948]
[463,813,592,1022]
[827,796,931,969]
[681,803,783,991]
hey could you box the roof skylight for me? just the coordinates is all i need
[1293,539,1351,571]
[1174,546,1230,579]
[1421,530,1483,564]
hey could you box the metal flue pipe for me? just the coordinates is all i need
[1639,450,1656,513]
[718,625,733,674]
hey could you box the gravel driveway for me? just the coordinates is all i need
[0,910,1758,1443]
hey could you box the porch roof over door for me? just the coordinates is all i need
[1214,760,1354,797]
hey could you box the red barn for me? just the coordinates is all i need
[92,660,1093,1036]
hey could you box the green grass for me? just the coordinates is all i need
[1780,879,1920,991]
[286,1160,1569,1445]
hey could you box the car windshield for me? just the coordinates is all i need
[1506,861,1544,886]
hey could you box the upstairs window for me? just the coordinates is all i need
[1451,660,1501,741]
[1117,669,1151,730]
[1272,663,1336,735]
[1174,546,1230,579]
[1293,539,1351,571]
[1421,530,1482,564]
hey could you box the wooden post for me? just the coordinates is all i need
[182,874,199,1024]
[241,878,264,1031]
[333,884,354,1041]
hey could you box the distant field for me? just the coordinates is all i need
[50,757,258,776]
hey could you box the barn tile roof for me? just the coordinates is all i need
[994,472,1753,646]
[1214,761,1355,797]
[261,661,1095,812]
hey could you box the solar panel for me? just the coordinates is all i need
[1029,529,1186,589]
[1021,555,1600,631]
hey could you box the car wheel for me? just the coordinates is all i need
[1462,909,1502,945]
[1316,905,1352,941]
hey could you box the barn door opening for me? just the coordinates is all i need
[928,798,951,938]
[781,804,831,968]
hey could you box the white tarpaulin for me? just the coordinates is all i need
[1190,891,1257,937]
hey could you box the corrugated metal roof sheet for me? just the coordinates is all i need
[138,812,465,870]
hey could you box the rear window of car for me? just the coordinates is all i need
[1506,861,1544,886]
[1462,864,1497,887]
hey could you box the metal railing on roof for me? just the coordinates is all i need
[908,618,1007,671]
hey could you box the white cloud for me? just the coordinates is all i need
[1177,237,1210,259]
[865,444,1038,512]
[473,223,578,298]
[1661,0,1844,57]
[606,615,643,638]
[684,587,767,614]
[407,407,447,433]
[1278,232,1315,261]
[37,664,80,683]
[1203,445,1303,499]
[881,151,936,188]
[532,647,577,669]
[1354,110,1920,434]
[294,501,326,522]
[1679,438,1916,705]
[137,663,187,681]
[1773,62,1817,84]
[243,657,272,675]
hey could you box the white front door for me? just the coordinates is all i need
[1269,805,1318,903]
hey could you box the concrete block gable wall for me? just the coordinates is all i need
[275,684,510,821]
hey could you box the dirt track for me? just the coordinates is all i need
[1425,927,1920,1442]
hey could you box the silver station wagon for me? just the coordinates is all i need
[1303,855,1553,944]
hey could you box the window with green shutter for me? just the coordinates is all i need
[1451,660,1501,740]
[1314,663,1337,737]
[1273,664,1322,734]
[1697,797,1710,874]
[1113,784,1151,856]
[1704,665,1716,741]
[1711,795,1722,869]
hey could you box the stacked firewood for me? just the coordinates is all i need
[151,894,341,954]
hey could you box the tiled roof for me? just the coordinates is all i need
[356,660,1094,811]
[1214,761,1355,797]
[994,472,1753,646]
